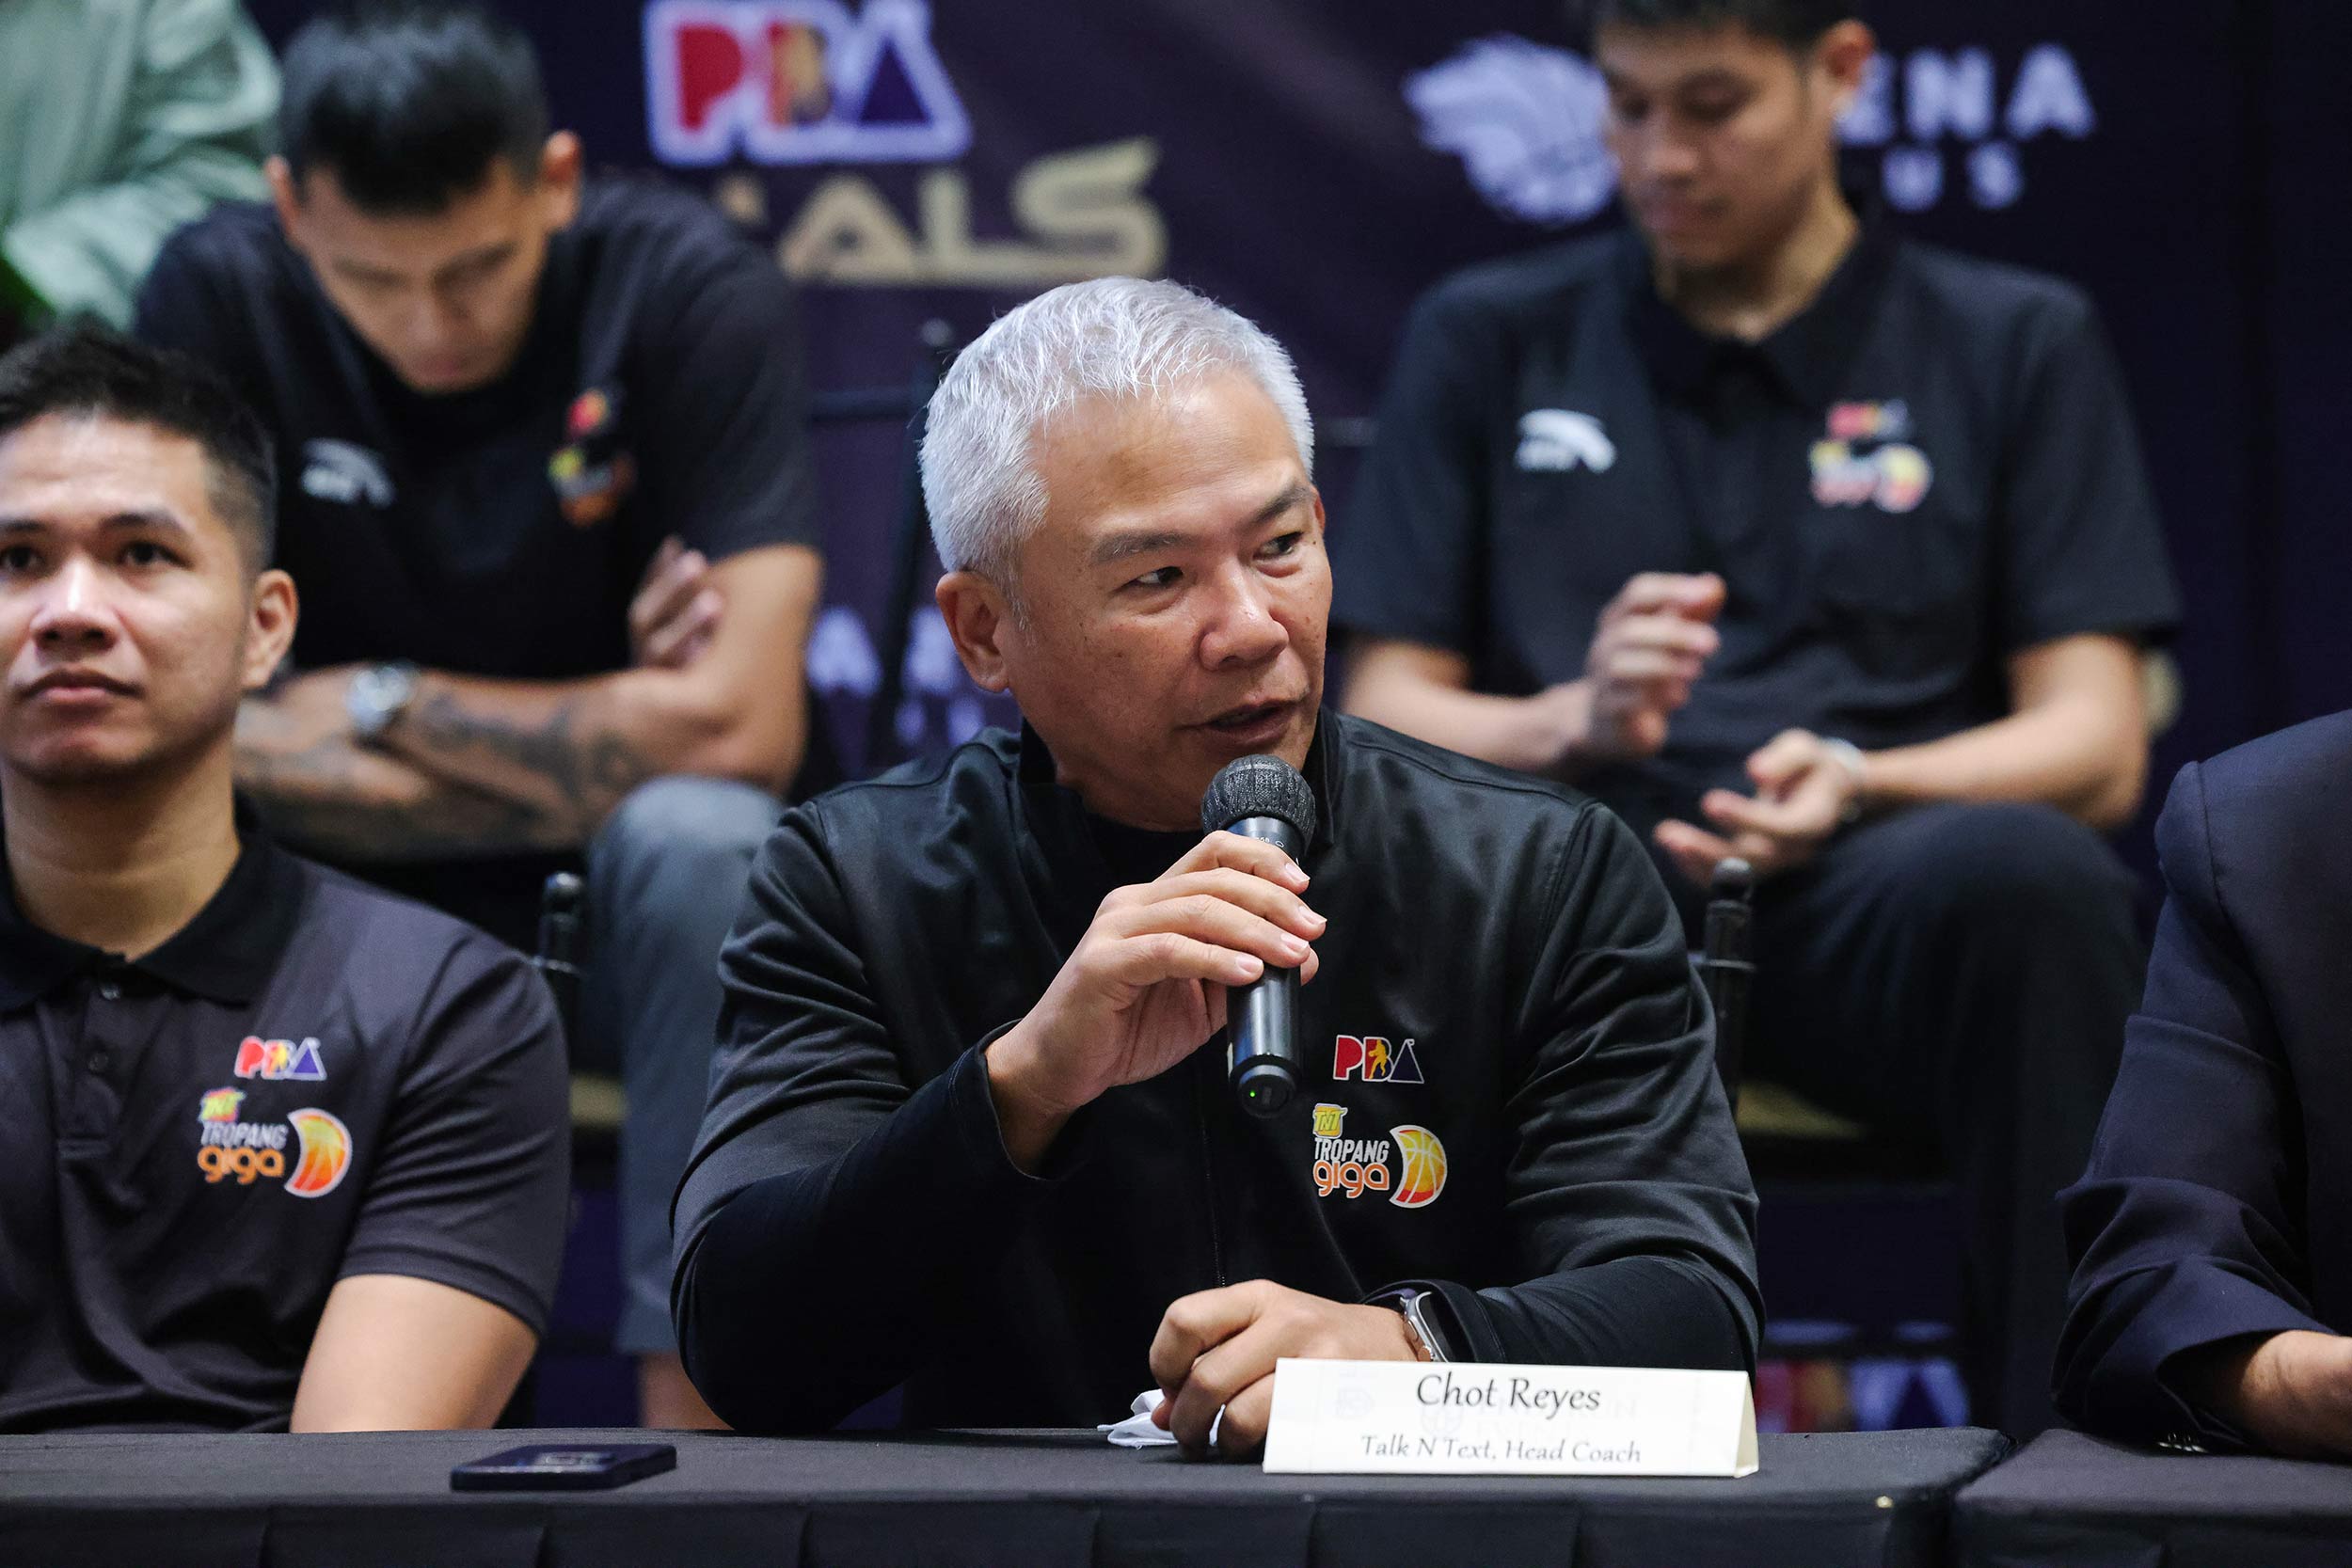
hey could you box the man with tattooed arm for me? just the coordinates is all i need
[132,3,821,1427]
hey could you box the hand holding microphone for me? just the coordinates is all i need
[983,755,1322,1168]
[1197,754,1319,1116]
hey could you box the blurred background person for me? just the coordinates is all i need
[1334,0,2178,1434]
[1,0,278,341]
[133,1,825,1428]
[0,325,567,1433]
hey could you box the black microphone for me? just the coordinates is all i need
[1200,753,1319,1117]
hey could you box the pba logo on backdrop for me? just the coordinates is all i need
[1331,1034,1424,1085]
[644,0,969,166]
[1310,1103,1448,1209]
[195,1089,352,1198]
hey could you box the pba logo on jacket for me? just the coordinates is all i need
[1332,1034,1424,1085]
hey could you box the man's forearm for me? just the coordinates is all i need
[1447,1256,1755,1371]
[383,667,798,844]
[1343,665,1595,778]
[237,694,567,861]
[675,1049,1050,1432]
[1857,698,2144,830]
[383,673,663,846]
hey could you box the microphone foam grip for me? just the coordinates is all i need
[1200,753,1318,842]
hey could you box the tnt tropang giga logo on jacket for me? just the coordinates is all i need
[1310,1102,1447,1209]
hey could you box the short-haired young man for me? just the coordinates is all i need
[133,2,824,1425]
[1336,0,2179,1433]
[0,325,568,1433]
[673,278,1760,1449]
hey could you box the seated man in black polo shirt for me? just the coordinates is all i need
[1335,0,2178,1434]
[672,277,1760,1450]
[0,325,568,1432]
[133,3,823,1426]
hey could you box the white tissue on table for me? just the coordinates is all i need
[1098,1388,1223,1449]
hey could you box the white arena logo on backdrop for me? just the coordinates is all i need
[1405,36,1617,226]
[1409,37,2095,224]
[644,0,967,166]
[1837,45,2095,213]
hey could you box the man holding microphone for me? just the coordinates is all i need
[672,277,1758,1450]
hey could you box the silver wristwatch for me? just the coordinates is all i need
[346,660,421,744]
[1372,1286,1453,1363]
[1820,736,1869,825]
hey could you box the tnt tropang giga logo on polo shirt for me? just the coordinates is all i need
[1809,400,1935,515]
[195,1054,353,1198]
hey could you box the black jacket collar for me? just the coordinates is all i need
[1012,712,1343,860]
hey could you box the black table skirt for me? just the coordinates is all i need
[1953,1428,2352,1568]
[0,1426,2008,1568]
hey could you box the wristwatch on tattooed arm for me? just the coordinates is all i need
[346,661,422,744]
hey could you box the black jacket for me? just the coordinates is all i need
[673,712,1760,1433]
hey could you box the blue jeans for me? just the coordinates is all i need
[583,776,781,1355]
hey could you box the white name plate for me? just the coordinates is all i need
[1261,1359,1758,1478]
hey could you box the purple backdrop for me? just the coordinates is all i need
[245,0,2352,848]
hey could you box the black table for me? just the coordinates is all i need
[0,1426,2006,1568]
[1953,1428,2352,1568]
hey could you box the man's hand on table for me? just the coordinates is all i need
[985,832,1323,1171]
[1148,1280,1423,1456]
[2185,1329,2352,1460]
[1654,727,1864,888]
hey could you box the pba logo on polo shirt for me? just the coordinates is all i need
[233,1035,326,1082]
[1310,1102,1448,1209]
[1331,1034,1424,1085]
[195,1088,352,1198]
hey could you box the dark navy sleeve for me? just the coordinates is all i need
[1992,288,2181,654]
[1329,280,1498,657]
[337,936,571,1334]
[2054,760,2327,1449]
[634,232,819,565]
[1406,802,1761,1371]
[671,805,1081,1433]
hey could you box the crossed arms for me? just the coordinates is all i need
[238,543,822,860]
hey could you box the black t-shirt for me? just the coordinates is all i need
[1333,223,2182,839]
[0,812,570,1433]
[133,178,819,678]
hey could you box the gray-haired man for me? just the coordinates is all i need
[671,277,1759,1450]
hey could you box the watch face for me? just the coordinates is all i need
[349,663,419,737]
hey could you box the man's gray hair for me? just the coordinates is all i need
[921,277,1314,587]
